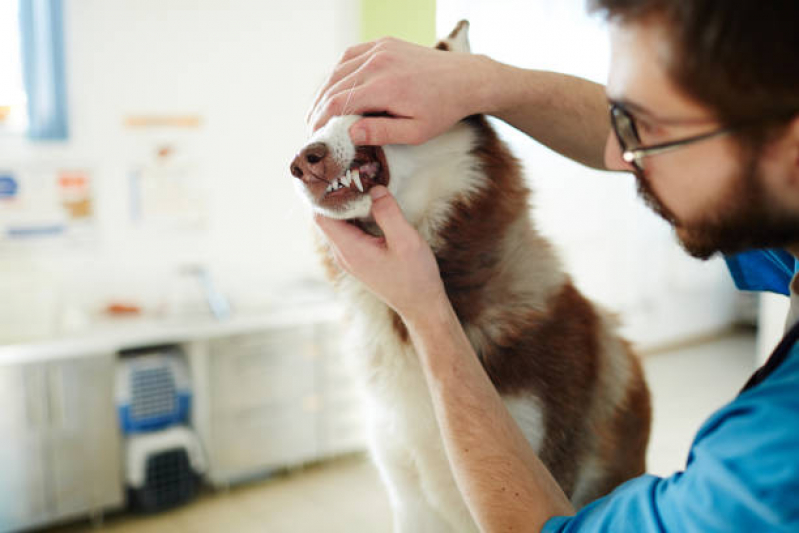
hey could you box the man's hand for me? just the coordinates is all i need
[314,186,448,323]
[307,37,495,147]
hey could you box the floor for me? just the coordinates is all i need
[47,329,758,533]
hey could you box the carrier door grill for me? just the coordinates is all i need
[130,367,177,420]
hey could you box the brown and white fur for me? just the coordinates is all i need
[290,21,651,533]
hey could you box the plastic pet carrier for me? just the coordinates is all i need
[116,346,192,433]
[125,426,206,513]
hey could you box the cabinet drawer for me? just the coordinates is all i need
[210,403,318,474]
[209,331,318,411]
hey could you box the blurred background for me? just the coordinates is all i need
[0,0,789,532]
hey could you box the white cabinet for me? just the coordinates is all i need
[190,322,366,487]
[0,354,123,533]
[0,365,49,531]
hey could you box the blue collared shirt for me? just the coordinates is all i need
[543,248,799,532]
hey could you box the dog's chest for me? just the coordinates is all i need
[340,286,440,437]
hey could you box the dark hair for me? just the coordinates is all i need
[588,0,799,144]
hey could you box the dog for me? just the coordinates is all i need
[290,20,651,533]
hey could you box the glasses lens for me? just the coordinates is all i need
[611,104,644,171]
[612,106,640,149]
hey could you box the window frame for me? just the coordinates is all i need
[18,0,69,141]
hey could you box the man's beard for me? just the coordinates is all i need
[634,152,799,260]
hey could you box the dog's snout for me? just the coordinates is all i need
[291,142,330,181]
[304,142,328,164]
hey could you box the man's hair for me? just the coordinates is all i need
[588,0,799,144]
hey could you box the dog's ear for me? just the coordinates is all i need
[435,20,471,53]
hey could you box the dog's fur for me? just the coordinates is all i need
[291,21,651,533]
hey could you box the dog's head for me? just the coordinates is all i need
[290,21,475,226]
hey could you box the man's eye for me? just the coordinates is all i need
[636,119,665,139]
[637,120,657,133]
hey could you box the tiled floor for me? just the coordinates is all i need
[48,329,758,533]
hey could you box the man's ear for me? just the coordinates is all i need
[786,115,799,186]
[792,115,799,168]
[771,114,799,208]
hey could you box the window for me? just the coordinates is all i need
[0,0,28,132]
[0,0,68,140]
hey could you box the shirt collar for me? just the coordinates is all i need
[725,248,799,296]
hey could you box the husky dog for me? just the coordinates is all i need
[291,21,651,533]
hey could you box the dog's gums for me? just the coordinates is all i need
[324,161,381,195]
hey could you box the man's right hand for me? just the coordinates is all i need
[306,37,496,147]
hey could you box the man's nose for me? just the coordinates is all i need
[290,142,329,182]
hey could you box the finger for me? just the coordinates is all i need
[310,80,392,133]
[307,42,378,124]
[314,214,386,258]
[308,60,365,126]
[349,116,426,146]
[367,187,415,246]
[309,74,365,131]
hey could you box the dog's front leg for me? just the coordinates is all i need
[371,438,455,533]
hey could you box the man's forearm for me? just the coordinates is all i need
[404,299,575,532]
[475,58,610,170]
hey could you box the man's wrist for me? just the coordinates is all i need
[400,291,455,335]
[478,58,530,119]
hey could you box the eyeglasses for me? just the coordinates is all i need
[609,102,735,172]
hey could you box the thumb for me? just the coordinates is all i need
[369,186,414,245]
[350,117,426,146]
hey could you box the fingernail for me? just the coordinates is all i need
[370,186,388,200]
[350,126,367,145]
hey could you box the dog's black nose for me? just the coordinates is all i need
[291,142,329,180]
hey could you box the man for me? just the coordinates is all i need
[308,0,799,531]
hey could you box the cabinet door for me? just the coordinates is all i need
[206,328,320,482]
[46,355,123,519]
[209,328,318,411]
[0,364,50,533]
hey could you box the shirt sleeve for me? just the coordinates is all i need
[542,363,799,533]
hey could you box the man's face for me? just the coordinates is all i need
[604,18,799,259]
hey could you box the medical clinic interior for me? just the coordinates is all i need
[0,1,789,532]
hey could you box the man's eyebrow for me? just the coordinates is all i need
[614,98,663,121]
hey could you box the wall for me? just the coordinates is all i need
[361,0,436,44]
[0,0,742,350]
[0,0,361,340]
[436,0,739,350]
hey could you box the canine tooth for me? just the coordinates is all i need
[342,171,351,187]
[352,169,363,192]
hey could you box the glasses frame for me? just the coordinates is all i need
[609,102,735,172]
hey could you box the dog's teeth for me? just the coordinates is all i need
[352,169,363,192]
[342,171,351,187]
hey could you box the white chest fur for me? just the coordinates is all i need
[339,280,546,533]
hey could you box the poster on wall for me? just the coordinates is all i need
[123,115,210,235]
[0,163,97,251]
[129,144,208,232]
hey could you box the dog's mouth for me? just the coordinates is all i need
[322,145,390,199]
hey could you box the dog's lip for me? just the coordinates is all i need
[319,145,390,200]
